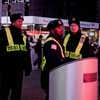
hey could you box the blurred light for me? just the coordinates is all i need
[89,31,95,36]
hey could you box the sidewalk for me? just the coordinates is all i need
[22,70,45,100]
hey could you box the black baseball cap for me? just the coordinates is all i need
[68,16,80,26]
[10,13,24,23]
[47,19,63,31]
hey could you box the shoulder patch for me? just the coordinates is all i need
[51,44,57,50]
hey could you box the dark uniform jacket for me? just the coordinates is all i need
[43,33,64,71]
[41,33,64,90]
[64,31,92,63]
[0,25,32,75]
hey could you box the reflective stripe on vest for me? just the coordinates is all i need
[5,27,14,46]
[63,34,70,53]
[63,33,86,59]
[41,56,46,71]
[75,34,86,54]
[5,27,27,52]
[45,37,65,58]
[41,37,65,71]
[65,51,82,59]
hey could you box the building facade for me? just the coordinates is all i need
[1,0,99,23]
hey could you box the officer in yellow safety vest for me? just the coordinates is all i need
[64,16,92,62]
[0,13,32,100]
[41,19,65,100]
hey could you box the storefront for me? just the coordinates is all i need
[1,16,99,44]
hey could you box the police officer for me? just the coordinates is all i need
[0,13,32,100]
[64,16,92,62]
[41,19,65,100]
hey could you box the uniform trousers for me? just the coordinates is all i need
[0,69,23,100]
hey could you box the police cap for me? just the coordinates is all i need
[10,13,24,23]
[68,16,80,26]
[47,19,63,30]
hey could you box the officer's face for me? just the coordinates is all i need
[70,23,79,34]
[13,19,23,29]
[54,26,64,36]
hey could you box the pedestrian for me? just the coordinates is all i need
[34,35,43,69]
[0,13,32,100]
[28,35,38,70]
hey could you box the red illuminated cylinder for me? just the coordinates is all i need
[49,57,98,100]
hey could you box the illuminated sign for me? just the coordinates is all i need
[1,16,99,29]
[83,72,97,83]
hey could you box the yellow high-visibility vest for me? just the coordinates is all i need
[5,27,27,52]
[41,56,46,71]
[41,37,65,71]
[63,33,87,59]
[45,37,65,58]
